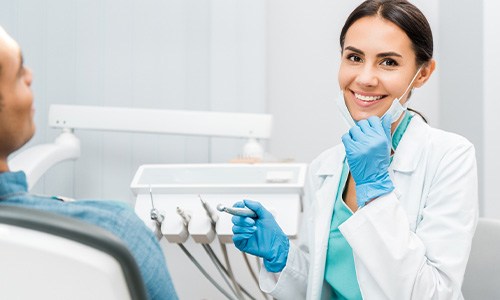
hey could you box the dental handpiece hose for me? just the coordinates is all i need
[178,244,236,300]
[175,206,236,300]
[202,244,256,300]
[199,197,247,300]
[201,244,239,298]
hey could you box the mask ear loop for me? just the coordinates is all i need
[397,65,424,103]
[387,65,424,154]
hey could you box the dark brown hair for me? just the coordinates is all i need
[340,0,433,67]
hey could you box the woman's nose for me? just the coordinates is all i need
[355,66,378,87]
[25,67,33,86]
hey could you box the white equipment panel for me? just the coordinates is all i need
[131,164,307,243]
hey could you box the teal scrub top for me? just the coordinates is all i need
[324,112,413,299]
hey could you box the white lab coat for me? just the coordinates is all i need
[260,116,478,300]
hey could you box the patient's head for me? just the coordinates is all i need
[0,26,34,171]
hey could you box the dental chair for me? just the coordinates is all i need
[462,218,500,299]
[0,205,148,300]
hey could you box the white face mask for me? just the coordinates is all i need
[336,66,423,128]
[336,90,357,128]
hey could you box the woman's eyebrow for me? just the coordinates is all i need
[344,46,364,55]
[377,51,402,58]
[344,46,402,59]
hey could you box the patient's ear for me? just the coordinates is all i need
[414,59,436,88]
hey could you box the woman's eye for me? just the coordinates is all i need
[347,54,362,63]
[381,59,398,67]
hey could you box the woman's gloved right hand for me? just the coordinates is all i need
[341,116,394,207]
[231,199,289,273]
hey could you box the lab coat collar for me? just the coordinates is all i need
[315,146,345,176]
[390,115,429,173]
[314,115,429,176]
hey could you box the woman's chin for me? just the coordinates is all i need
[352,113,382,122]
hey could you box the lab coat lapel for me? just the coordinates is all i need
[313,175,340,249]
[314,146,345,244]
[310,148,345,298]
[391,116,429,173]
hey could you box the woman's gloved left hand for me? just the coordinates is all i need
[341,116,395,207]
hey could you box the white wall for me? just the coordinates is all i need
[438,0,487,216]
[483,0,500,218]
[1,0,266,203]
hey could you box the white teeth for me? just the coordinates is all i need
[355,93,383,101]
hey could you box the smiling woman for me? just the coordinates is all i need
[231,1,479,299]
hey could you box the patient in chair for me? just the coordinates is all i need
[0,26,178,300]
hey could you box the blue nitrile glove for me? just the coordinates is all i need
[341,116,394,207]
[231,200,289,273]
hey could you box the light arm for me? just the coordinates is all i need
[8,129,80,190]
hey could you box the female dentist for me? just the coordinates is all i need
[231,0,478,299]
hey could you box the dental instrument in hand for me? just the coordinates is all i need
[217,204,257,218]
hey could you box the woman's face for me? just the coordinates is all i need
[338,16,430,122]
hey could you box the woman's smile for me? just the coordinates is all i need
[350,90,388,108]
